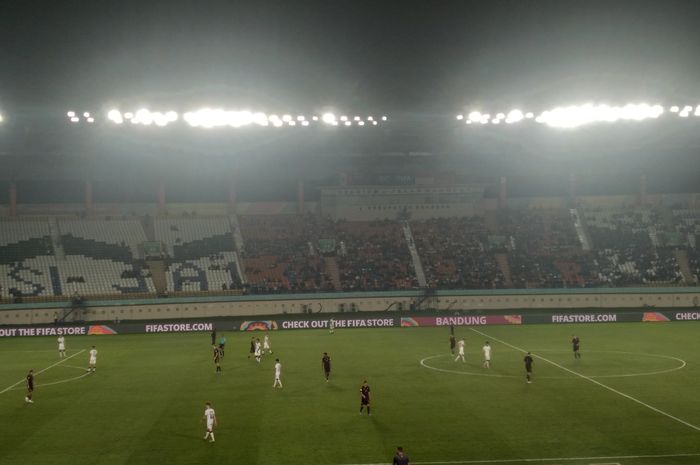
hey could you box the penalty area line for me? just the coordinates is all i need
[469,327,700,434]
[332,452,700,465]
[0,349,85,395]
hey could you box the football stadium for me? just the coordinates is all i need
[2,2,700,465]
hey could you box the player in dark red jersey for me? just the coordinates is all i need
[213,346,222,373]
[393,446,410,465]
[449,334,456,355]
[25,369,34,403]
[572,335,581,359]
[248,337,255,359]
[359,380,371,415]
[524,352,534,383]
[322,352,331,382]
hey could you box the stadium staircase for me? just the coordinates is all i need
[49,217,65,260]
[402,221,427,287]
[323,256,342,290]
[673,249,694,284]
[146,260,168,295]
[228,214,245,253]
[570,208,592,251]
[494,253,513,287]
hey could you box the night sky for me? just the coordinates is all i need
[2,0,700,114]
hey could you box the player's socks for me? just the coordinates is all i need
[210,433,215,442]
[204,432,209,440]
[367,407,371,415]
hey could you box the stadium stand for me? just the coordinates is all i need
[334,220,418,291]
[155,217,244,293]
[4,205,700,302]
[239,215,331,294]
[410,217,505,289]
[583,208,683,285]
[0,219,156,299]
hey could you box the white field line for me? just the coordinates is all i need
[334,452,700,465]
[3,371,91,391]
[0,349,85,395]
[469,328,700,433]
[420,351,686,380]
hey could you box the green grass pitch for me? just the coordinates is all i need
[1,322,700,465]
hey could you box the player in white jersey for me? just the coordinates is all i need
[254,338,262,363]
[202,402,217,442]
[273,359,283,388]
[88,346,97,372]
[482,341,491,368]
[454,339,465,363]
[263,334,272,354]
[57,336,66,358]
[329,318,335,334]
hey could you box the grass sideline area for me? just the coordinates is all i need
[1,323,699,465]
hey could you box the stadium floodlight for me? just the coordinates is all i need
[312,116,319,121]
[152,112,169,127]
[0,113,3,123]
[344,121,351,126]
[340,115,348,121]
[288,120,296,126]
[353,116,361,121]
[124,112,134,120]
[381,116,387,121]
[70,117,80,123]
[506,109,524,124]
[301,120,310,126]
[456,115,464,120]
[468,111,482,122]
[272,119,283,127]
[296,115,305,121]
[67,111,76,117]
[372,121,378,125]
[466,120,472,125]
[495,112,505,120]
[492,119,501,125]
[683,105,693,112]
[107,109,123,124]
[332,121,339,126]
[252,112,268,126]
[534,102,664,128]
[670,106,680,113]
[367,116,374,121]
[695,106,700,116]
[83,112,90,118]
[86,117,95,123]
[282,114,292,122]
[322,112,336,124]
[525,112,534,119]
[165,111,178,122]
[358,121,365,126]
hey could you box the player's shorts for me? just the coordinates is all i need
[207,422,214,431]
[361,398,370,405]
[484,357,491,362]
[89,358,96,364]
[58,344,65,351]
[525,366,532,373]
[27,387,33,392]
[263,343,270,349]
[573,346,580,352]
